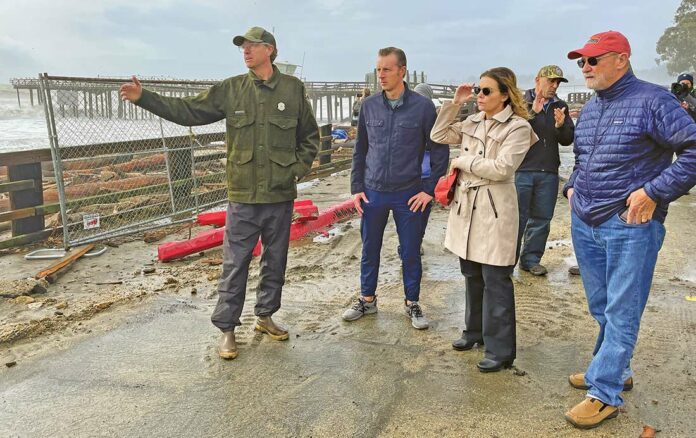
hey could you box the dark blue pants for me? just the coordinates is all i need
[360,188,423,301]
[515,171,559,268]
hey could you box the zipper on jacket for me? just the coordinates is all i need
[387,108,395,187]
[487,188,498,218]
[587,98,605,201]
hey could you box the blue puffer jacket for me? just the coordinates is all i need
[351,85,449,195]
[564,70,696,226]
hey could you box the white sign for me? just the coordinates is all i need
[83,214,100,230]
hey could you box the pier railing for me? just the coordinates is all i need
[1,75,350,250]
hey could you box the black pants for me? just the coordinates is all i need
[211,201,293,332]
[459,258,516,362]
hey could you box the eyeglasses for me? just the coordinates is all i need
[238,42,268,52]
[576,53,618,68]
[473,86,495,96]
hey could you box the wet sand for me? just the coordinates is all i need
[1,170,695,437]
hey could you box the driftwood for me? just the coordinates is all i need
[35,243,95,280]
[42,175,169,202]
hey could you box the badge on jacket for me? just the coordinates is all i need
[278,102,285,111]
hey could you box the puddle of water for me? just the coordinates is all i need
[312,226,345,244]
[297,179,320,191]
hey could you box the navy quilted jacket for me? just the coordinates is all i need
[564,70,696,226]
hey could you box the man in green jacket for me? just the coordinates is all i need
[120,27,319,360]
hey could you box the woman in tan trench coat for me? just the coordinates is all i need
[431,67,537,372]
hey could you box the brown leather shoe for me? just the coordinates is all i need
[255,316,289,341]
[568,373,633,391]
[565,398,618,429]
[218,331,238,360]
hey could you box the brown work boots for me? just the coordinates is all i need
[565,398,618,429]
[218,331,238,360]
[565,372,633,429]
[218,316,289,360]
[255,316,289,341]
[568,373,634,391]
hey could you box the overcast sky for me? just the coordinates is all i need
[0,0,682,87]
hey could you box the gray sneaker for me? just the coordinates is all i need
[404,302,429,329]
[342,297,378,321]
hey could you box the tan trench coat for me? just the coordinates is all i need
[431,102,538,266]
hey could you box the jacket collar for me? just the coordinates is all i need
[596,69,636,100]
[248,65,280,89]
[381,82,411,109]
[464,105,516,144]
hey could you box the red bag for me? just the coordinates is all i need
[434,168,459,206]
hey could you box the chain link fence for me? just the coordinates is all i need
[39,74,229,249]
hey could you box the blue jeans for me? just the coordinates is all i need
[361,188,423,302]
[571,209,665,406]
[515,171,559,268]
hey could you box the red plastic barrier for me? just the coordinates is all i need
[292,199,319,222]
[289,198,356,240]
[158,228,261,262]
[197,211,226,227]
[196,199,319,227]
[159,198,356,262]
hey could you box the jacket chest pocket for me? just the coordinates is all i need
[268,116,298,150]
[366,119,385,141]
[227,115,255,149]
[266,116,298,191]
[226,116,255,190]
[397,121,419,130]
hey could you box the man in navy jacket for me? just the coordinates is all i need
[343,47,448,329]
[563,31,696,429]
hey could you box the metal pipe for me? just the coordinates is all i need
[39,73,71,250]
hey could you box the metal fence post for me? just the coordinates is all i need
[319,124,332,165]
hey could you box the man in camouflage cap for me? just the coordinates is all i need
[515,65,575,276]
[120,26,319,360]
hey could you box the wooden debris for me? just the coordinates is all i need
[201,257,223,266]
[35,244,95,280]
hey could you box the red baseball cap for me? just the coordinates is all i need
[567,30,631,59]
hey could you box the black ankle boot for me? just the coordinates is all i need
[477,358,513,372]
[452,334,483,351]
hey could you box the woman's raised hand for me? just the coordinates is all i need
[453,83,475,105]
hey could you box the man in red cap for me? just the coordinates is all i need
[563,30,696,429]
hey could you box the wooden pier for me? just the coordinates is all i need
[11,75,456,124]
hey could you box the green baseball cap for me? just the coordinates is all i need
[233,26,276,48]
[537,65,568,83]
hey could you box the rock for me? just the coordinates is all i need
[142,267,156,275]
[164,277,178,285]
[55,301,68,309]
[191,288,197,295]
[0,278,50,299]
[13,296,35,305]
[5,361,17,368]
[27,302,43,310]
[55,311,64,316]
